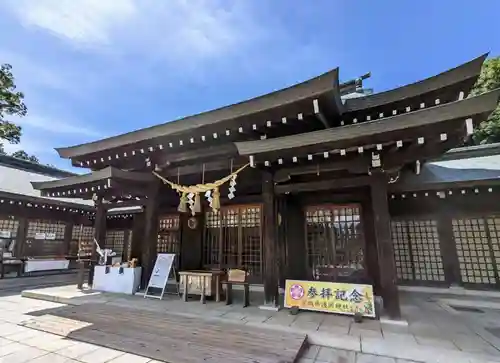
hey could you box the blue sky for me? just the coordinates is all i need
[1,0,499,171]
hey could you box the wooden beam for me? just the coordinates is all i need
[383,137,459,170]
[313,99,330,128]
[162,159,247,177]
[104,199,144,210]
[274,158,370,182]
[156,143,238,168]
[275,176,372,194]
[370,174,401,319]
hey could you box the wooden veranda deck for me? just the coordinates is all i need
[21,303,307,363]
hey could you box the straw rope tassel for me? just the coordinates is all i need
[152,163,249,213]
[152,164,249,194]
[213,187,220,211]
[177,192,188,213]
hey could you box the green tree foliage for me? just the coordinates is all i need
[0,63,25,144]
[472,56,500,144]
[0,63,39,162]
[11,150,39,163]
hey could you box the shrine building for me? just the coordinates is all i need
[30,53,500,318]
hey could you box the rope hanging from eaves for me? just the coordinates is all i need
[152,163,249,215]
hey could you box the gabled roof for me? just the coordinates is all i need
[0,154,77,178]
[344,53,487,112]
[235,89,500,156]
[31,166,155,191]
[430,142,500,161]
[394,154,500,191]
[55,68,344,159]
[0,162,93,207]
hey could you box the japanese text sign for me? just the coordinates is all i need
[284,280,375,318]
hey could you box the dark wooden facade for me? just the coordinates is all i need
[31,54,500,319]
[0,156,138,268]
[390,187,500,289]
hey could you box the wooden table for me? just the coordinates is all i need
[179,270,225,303]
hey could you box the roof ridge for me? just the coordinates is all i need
[432,142,500,162]
[0,154,78,178]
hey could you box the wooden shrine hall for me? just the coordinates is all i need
[31,53,500,318]
[0,155,141,278]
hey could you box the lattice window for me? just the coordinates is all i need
[487,217,500,282]
[157,215,180,268]
[305,204,364,281]
[25,220,66,257]
[222,208,239,267]
[71,225,95,258]
[27,220,65,239]
[202,205,262,281]
[239,206,262,279]
[203,211,221,265]
[453,218,497,285]
[0,216,19,256]
[104,230,126,257]
[159,215,180,232]
[391,219,445,283]
[391,221,413,281]
[409,220,444,281]
[0,216,19,237]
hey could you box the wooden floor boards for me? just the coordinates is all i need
[21,303,307,363]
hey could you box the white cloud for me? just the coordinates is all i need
[14,115,101,138]
[3,0,262,62]
[0,0,329,163]
[6,0,136,46]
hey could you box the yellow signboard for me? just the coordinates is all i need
[284,280,375,318]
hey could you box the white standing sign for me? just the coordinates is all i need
[144,253,176,300]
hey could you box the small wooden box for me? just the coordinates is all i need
[179,270,224,297]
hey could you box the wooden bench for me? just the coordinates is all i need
[221,269,250,307]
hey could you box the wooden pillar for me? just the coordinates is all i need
[275,196,287,288]
[130,213,145,260]
[88,199,107,286]
[285,196,308,280]
[370,175,401,319]
[63,222,73,256]
[362,197,382,295]
[262,171,279,307]
[437,205,461,286]
[14,217,28,258]
[140,183,161,289]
